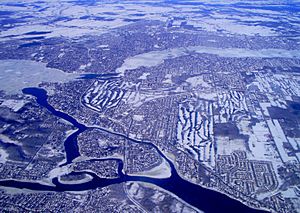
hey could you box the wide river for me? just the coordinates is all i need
[0,87,269,213]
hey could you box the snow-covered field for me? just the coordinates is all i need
[82,80,125,113]
[176,101,215,166]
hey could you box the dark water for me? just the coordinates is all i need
[0,11,14,16]
[123,18,142,22]
[4,3,26,7]
[19,41,42,48]
[24,31,51,35]
[22,87,86,164]
[21,36,46,40]
[1,87,269,213]
[77,73,120,80]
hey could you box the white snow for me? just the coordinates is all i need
[0,99,27,112]
[138,72,150,80]
[116,46,300,75]
[186,75,211,88]
[133,115,144,121]
[128,158,171,179]
[0,60,78,94]
[266,119,297,163]
[0,148,9,164]
[0,134,22,146]
[162,74,172,84]
[58,173,93,185]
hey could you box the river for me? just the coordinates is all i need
[0,87,269,213]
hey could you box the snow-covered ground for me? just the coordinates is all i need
[176,101,215,166]
[1,0,299,42]
[0,60,78,94]
[127,158,171,179]
[116,46,300,76]
[58,173,93,185]
[0,99,28,112]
